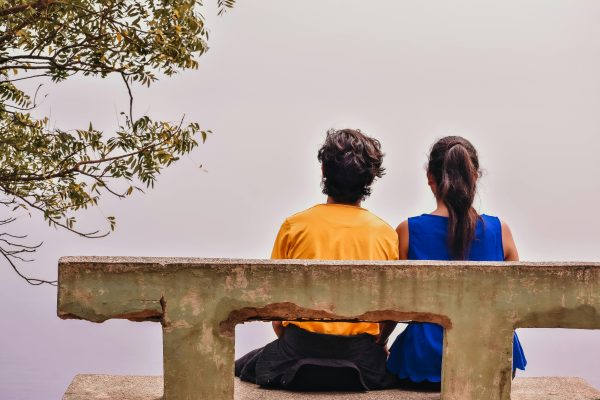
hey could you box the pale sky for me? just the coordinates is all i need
[1,1,600,398]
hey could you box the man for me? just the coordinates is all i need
[235,128,398,391]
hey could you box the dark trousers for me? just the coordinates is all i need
[235,325,397,391]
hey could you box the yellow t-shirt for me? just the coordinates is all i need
[271,203,399,336]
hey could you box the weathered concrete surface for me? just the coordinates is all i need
[62,375,600,400]
[57,257,600,400]
[63,375,163,400]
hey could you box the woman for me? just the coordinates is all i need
[386,136,527,390]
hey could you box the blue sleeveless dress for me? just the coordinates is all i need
[386,214,527,383]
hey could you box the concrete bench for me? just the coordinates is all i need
[62,375,600,400]
[57,257,600,400]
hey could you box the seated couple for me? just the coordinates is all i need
[235,129,527,391]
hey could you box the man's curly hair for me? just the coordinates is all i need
[317,129,385,204]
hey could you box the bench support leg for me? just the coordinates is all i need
[441,319,514,400]
[162,322,235,400]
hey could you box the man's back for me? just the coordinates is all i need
[272,203,398,335]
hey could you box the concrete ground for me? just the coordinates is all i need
[62,375,600,400]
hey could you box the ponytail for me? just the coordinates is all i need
[428,136,481,260]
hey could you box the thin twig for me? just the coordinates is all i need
[0,244,56,286]
[121,72,134,123]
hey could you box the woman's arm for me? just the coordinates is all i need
[396,220,409,260]
[375,220,408,345]
[376,321,397,348]
[501,220,519,261]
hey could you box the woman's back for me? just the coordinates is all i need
[387,212,527,384]
[408,213,503,261]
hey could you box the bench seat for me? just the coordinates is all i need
[62,375,600,400]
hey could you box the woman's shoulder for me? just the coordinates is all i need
[396,219,409,235]
[479,213,518,260]
[480,213,499,220]
[407,213,448,229]
[479,214,504,232]
[403,214,449,243]
[402,212,505,234]
[480,213,500,224]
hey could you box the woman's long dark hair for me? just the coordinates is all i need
[428,136,481,260]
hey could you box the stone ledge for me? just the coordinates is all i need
[62,375,600,400]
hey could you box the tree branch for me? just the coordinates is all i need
[0,140,160,183]
[0,245,56,286]
[0,0,58,18]
[0,184,107,238]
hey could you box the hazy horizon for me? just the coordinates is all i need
[2,1,600,398]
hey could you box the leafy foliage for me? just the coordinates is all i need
[0,0,235,285]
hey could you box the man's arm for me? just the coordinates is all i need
[272,321,286,338]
